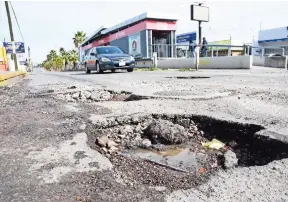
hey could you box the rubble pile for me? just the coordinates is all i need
[87,114,207,154]
[56,88,131,102]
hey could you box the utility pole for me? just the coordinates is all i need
[5,1,18,71]
[198,3,202,45]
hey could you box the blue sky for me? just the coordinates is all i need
[1,1,288,63]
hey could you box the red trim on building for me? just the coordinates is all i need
[81,20,177,51]
[146,20,177,31]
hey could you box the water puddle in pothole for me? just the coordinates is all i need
[129,146,217,172]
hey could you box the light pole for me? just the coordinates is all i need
[198,2,203,45]
[4,1,18,71]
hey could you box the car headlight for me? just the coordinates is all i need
[101,57,111,62]
[130,56,135,61]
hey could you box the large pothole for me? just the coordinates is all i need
[28,86,148,102]
[85,113,288,189]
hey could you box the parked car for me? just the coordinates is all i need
[84,46,135,74]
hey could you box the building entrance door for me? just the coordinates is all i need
[152,31,171,57]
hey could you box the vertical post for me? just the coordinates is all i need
[171,31,174,58]
[152,52,158,68]
[216,47,218,57]
[285,56,288,70]
[28,46,31,62]
[195,45,200,71]
[28,46,31,71]
[146,30,149,58]
[211,47,213,57]
[5,1,18,71]
[198,21,202,45]
[198,3,203,45]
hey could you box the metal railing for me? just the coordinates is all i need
[150,44,285,59]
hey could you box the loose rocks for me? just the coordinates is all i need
[119,125,133,135]
[224,150,238,169]
[141,139,152,148]
[72,92,79,99]
[96,135,109,147]
[90,90,111,101]
[145,120,188,144]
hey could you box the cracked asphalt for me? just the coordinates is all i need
[1,67,288,201]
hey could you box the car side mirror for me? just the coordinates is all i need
[90,52,95,56]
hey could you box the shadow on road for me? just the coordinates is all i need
[70,72,125,76]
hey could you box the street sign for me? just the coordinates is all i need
[176,32,197,43]
[191,5,209,22]
[3,42,25,54]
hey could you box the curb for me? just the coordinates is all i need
[0,71,26,82]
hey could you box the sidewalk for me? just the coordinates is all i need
[0,71,26,82]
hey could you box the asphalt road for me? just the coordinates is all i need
[30,67,288,135]
[1,67,288,202]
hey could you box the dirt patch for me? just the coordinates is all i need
[109,154,212,190]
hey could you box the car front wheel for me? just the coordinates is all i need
[127,68,133,72]
[85,63,91,74]
[96,62,103,74]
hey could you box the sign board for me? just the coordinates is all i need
[128,32,141,58]
[191,5,209,22]
[3,42,25,54]
[176,32,197,43]
[208,40,231,50]
[17,53,27,65]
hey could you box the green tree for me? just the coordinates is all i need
[48,50,57,61]
[59,47,69,67]
[68,49,78,69]
[72,31,86,48]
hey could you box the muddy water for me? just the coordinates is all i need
[130,146,212,172]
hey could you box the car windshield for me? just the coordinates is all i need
[96,47,123,54]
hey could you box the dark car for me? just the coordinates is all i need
[84,46,135,74]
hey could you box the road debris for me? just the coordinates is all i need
[202,139,225,150]
[224,150,238,169]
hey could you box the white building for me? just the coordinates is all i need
[258,26,288,46]
[258,26,288,55]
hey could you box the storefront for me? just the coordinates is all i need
[79,12,178,62]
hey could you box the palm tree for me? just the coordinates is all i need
[68,49,78,69]
[59,47,69,68]
[49,50,57,61]
[59,47,65,57]
[72,31,86,48]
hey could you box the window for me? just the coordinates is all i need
[96,47,123,54]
